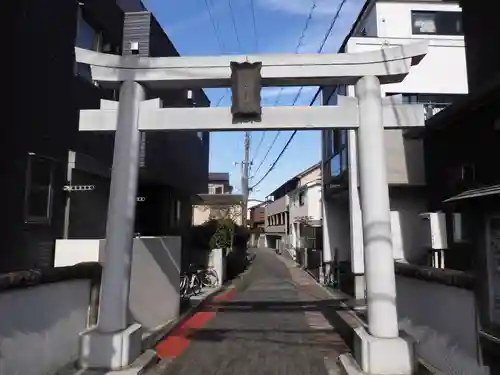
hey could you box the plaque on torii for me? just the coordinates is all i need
[75,42,429,375]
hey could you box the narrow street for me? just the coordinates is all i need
[150,248,350,375]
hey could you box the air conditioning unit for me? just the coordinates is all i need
[420,212,448,269]
[420,212,448,250]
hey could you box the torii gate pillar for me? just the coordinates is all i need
[343,75,415,375]
[79,81,145,370]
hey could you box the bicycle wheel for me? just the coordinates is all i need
[204,269,219,287]
[191,274,203,295]
[180,275,188,297]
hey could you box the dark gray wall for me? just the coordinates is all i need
[6,1,209,273]
[460,0,500,93]
[6,0,124,271]
[122,11,210,195]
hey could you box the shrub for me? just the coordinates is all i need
[209,219,235,252]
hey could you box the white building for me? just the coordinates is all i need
[288,163,322,259]
[322,0,467,299]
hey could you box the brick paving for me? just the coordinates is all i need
[149,247,350,375]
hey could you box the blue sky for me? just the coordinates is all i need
[143,0,365,203]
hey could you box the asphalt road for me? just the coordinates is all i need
[152,247,350,375]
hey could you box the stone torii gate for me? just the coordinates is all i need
[76,42,428,375]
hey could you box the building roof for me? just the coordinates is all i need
[266,162,320,197]
[209,172,230,182]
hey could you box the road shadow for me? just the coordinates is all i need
[188,327,349,352]
[210,299,343,313]
[177,298,352,354]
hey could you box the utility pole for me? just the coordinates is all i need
[241,131,250,227]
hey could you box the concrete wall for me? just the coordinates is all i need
[128,237,181,332]
[396,275,479,362]
[389,187,428,263]
[54,236,181,331]
[0,280,92,375]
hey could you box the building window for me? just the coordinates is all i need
[24,154,55,224]
[298,191,305,206]
[411,11,463,36]
[215,186,223,194]
[75,9,120,81]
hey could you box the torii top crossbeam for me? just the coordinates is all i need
[75,42,428,89]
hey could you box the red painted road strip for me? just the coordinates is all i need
[156,287,237,359]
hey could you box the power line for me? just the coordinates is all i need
[250,0,350,190]
[250,131,297,190]
[227,0,242,51]
[252,131,280,177]
[251,0,319,169]
[295,1,317,53]
[318,0,348,53]
[270,0,318,108]
[303,0,350,106]
[203,0,225,53]
[249,0,259,52]
[251,132,265,161]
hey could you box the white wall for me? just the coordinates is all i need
[375,2,463,39]
[0,280,91,375]
[396,276,479,362]
[390,189,428,263]
[307,185,322,220]
[346,37,467,95]
[54,236,181,332]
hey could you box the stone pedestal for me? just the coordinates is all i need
[339,326,415,375]
[209,248,225,286]
[79,324,143,370]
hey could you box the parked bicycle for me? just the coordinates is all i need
[200,266,219,288]
[180,264,219,298]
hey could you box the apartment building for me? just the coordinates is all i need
[6,0,209,272]
[264,163,323,255]
[321,0,468,299]
[249,203,266,230]
[264,180,294,250]
[192,173,244,225]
